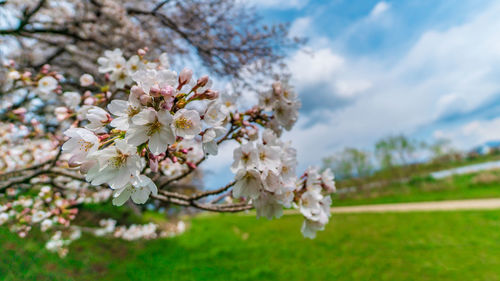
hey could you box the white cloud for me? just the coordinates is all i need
[433,118,500,149]
[288,48,372,109]
[289,17,312,38]
[370,1,391,17]
[283,1,500,171]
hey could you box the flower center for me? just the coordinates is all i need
[242,153,250,163]
[111,152,129,168]
[127,106,140,118]
[259,151,267,161]
[175,117,193,129]
[78,139,94,152]
[147,120,162,136]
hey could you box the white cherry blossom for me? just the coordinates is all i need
[127,108,175,155]
[79,74,94,87]
[86,139,142,189]
[107,93,142,130]
[233,168,262,199]
[62,128,99,164]
[132,68,177,94]
[98,49,126,73]
[37,76,58,98]
[112,175,158,206]
[172,109,202,139]
[202,126,227,155]
[84,106,110,132]
[231,142,259,173]
[62,91,81,109]
[204,101,229,126]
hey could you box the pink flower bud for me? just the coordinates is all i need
[161,99,174,111]
[12,108,27,115]
[131,85,144,96]
[160,85,174,98]
[137,48,147,56]
[149,155,159,173]
[196,75,209,87]
[22,71,32,79]
[179,68,193,85]
[140,94,152,105]
[201,89,219,100]
[150,85,161,97]
[172,156,178,163]
[186,161,197,170]
[84,97,97,105]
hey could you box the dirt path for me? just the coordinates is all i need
[282,198,500,215]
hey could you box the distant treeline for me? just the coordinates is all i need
[322,135,498,187]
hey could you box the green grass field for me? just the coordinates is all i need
[3,210,500,280]
[334,170,500,206]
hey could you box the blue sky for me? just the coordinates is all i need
[204,0,500,187]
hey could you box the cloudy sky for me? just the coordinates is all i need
[204,0,500,186]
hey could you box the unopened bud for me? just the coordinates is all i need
[22,71,32,79]
[12,108,27,115]
[131,85,144,96]
[272,81,282,95]
[160,85,174,98]
[149,153,159,173]
[137,48,147,56]
[201,89,219,100]
[140,94,152,105]
[80,74,94,87]
[196,75,209,87]
[84,96,97,105]
[150,84,161,97]
[179,68,193,85]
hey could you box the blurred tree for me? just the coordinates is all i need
[375,134,419,169]
[427,138,459,163]
[0,0,303,84]
[323,148,373,180]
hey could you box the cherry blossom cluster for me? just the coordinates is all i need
[0,185,79,256]
[0,47,336,252]
[297,167,335,238]
[93,218,186,241]
[0,123,58,172]
[231,129,297,219]
[59,49,335,238]
[62,49,231,207]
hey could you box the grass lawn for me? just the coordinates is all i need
[3,210,500,280]
[334,170,500,206]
